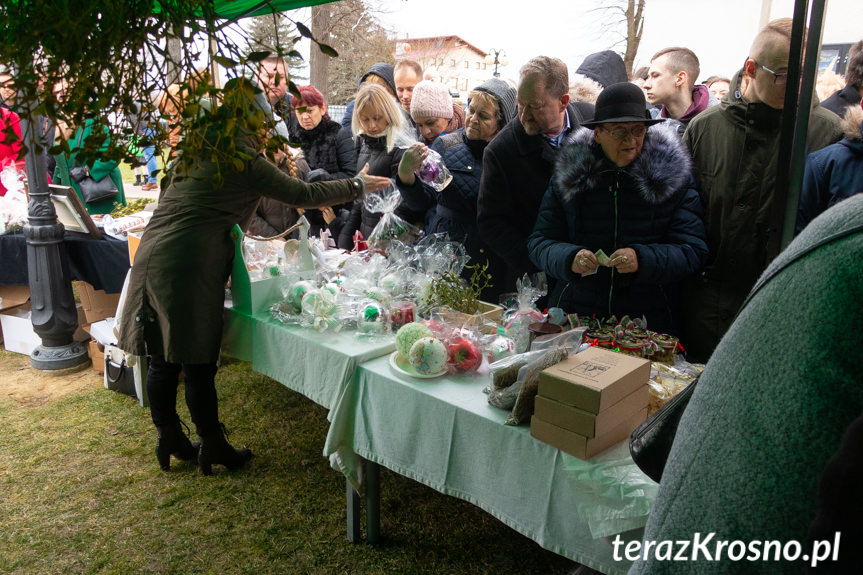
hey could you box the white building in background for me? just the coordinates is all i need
[394,35,495,99]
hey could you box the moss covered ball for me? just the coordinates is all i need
[396,322,432,359]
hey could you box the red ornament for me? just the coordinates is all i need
[447,338,482,372]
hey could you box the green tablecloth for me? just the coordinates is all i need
[222,303,395,410]
[324,354,658,575]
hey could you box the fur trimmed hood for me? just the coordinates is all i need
[553,122,692,205]
[842,104,863,141]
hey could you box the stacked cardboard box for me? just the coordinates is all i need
[531,346,651,460]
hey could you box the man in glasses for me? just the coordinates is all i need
[681,17,842,363]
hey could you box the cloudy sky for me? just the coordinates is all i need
[289,0,860,84]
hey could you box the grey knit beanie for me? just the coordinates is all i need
[472,77,518,127]
[410,80,454,120]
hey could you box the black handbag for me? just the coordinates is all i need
[69,129,119,204]
[629,220,863,483]
[69,165,119,204]
[104,352,138,399]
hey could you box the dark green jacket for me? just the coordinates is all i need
[52,120,126,215]
[681,71,842,361]
[630,193,863,574]
[117,135,363,364]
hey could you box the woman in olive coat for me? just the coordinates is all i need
[117,80,389,474]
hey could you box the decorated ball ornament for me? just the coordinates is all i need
[447,337,482,373]
[487,335,516,362]
[287,280,317,311]
[417,159,440,182]
[409,336,447,375]
[396,322,432,359]
[357,301,389,334]
[301,289,337,317]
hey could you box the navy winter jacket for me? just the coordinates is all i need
[796,112,863,234]
[528,124,708,334]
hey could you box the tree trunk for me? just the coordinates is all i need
[309,6,331,94]
[166,28,183,86]
[623,0,646,79]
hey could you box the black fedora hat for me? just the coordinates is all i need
[581,81,664,129]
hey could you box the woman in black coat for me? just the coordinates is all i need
[527,83,708,334]
[337,83,427,250]
[288,85,358,240]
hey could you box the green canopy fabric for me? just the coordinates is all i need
[213,0,334,19]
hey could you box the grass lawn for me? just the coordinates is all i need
[0,350,575,575]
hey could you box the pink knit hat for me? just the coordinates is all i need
[410,80,454,120]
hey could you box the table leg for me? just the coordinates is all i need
[346,477,361,543]
[365,458,380,544]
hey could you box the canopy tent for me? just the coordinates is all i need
[212,0,332,20]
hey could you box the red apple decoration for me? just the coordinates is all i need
[447,337,482,372]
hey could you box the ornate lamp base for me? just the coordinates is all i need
[30,341,90,370]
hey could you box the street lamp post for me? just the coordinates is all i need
[484,49,509,78]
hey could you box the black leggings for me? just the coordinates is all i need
[147,355,220,436]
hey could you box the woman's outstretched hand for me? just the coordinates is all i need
[356,163,392,193]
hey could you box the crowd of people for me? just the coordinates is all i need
[4,15,863,571]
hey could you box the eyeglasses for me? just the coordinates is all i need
[753,60,788,86]
[600,125,647,142]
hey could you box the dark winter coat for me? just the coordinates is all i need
[117,132,364,364]
[287,116,357,236]
[820,84,862,118]
[477,101,595,297]
[399,129,493,276]
[680,70,842,362]
[337,132,425,250]
[796,106,863,233]
[246,152,310,239]
[528,124,708,334]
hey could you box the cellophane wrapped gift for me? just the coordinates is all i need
[1,164,29,234]
[502,273,547,353]
[415,148,452,191]
[364,185,422,251]
[486,329,585,424]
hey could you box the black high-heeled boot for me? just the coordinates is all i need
[155,420,200,471]
[198,424,252,476]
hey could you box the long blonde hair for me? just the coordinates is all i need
[351,83,404,152]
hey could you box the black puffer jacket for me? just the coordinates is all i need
[337,133,425,249]
[528,124,708,334]
[287,116,357,237]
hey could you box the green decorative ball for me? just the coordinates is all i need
[395,322,432,359]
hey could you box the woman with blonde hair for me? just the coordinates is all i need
[337,82,428,249]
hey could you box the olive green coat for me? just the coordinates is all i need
[117,135,363,364]
[629,193,863,574]
[680,71,842,361]
[52,121,126,215]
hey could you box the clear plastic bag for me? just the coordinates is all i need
[505,346,569,425]
[364,185,422,251]
[503,273,547,353]
[415,148,452,191]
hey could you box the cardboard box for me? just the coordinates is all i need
[128,231,142,266]
[0,285,30,346]
[0,303,43,354]
[89,339,105,373]
[531,407,648,460]
[0,285,30,312]
[534,384,649,438]
[538,347,651,414]
[74,281,121,324]
[1,302,89,355]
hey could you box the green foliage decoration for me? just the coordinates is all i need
[422,262,493,315]
[0,0,338,183]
